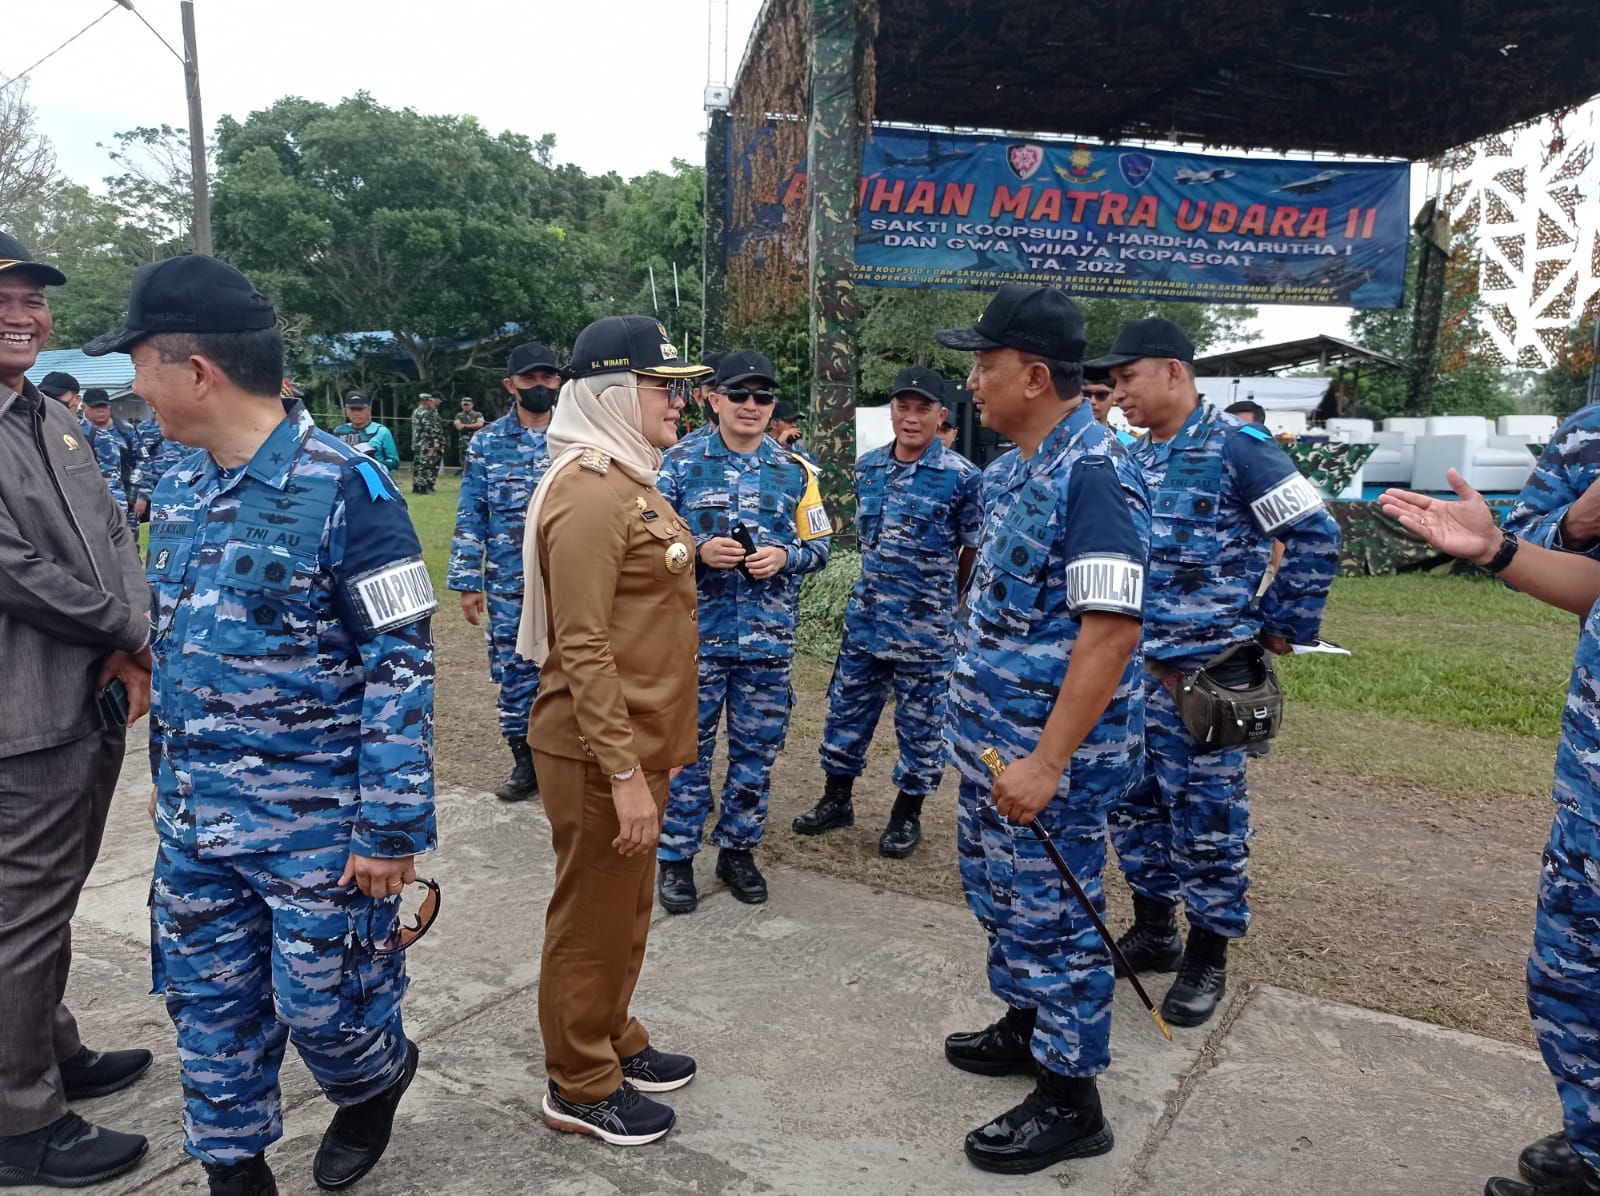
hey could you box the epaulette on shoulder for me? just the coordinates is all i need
[579,448,611,475]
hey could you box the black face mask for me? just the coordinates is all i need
[517,385,559,414]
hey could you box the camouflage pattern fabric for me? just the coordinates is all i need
[1282,440,1377,497]
[946,405,1149,1078]
[150,838,409,1165]
[658,658,793,861]
[1109,674,1252,938]
[86,422,127,510]
[138,416,195,496]
[485,592,540,741]
[330,420,400,471]
[410,406,445,494]
[1332,498,1516,576]
[818,654,951,797]
[657,430,831,662]
[1504,400,1600,556]
[957,777,1115,1076]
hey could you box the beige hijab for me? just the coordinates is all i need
[515,371,663,665]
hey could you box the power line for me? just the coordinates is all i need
[0,4,122,94]
[129,5,185,64]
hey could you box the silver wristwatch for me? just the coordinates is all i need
[611,767,638,783]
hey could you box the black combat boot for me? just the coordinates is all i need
[964,1068,1114,1175]
[1519,1133,1584,1191]
[204,1154,278,1196]
[657,859,697,914]
[878,790,924,859]
[944,1005,1036,1076]
[1161,927,1229,1027]
[1113,896,1183,977]
[793,774,855,835]
[312,1039,419,1190]
[715,849,768,904]
[494,738,537,802]
[1486,1161,1600,1196]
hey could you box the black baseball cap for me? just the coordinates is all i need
[38,371,81,398]
[890,365,946,404]
[0,232,66,287]
[699,350,727,377]
[343,389,370,408]
[82,388,111,407]
[568,315,712,380]
[83,255,277,357]
[772,398,802,422]
[716,350,776,388]
[506,342,559,378]
[1084,317,1196,369]
[935,285,1087,362]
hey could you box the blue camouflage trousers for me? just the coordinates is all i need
[817,649,952,796]
[486,592,541,741]
[151,838,410,1165]
[1108,671,1252,938]
[1529,806,1600,1176]
[659,657,794,861]
[958,778,1114,1077]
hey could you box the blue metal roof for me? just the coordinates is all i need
[24,348,135,391]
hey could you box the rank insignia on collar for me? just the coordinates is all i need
[579,449,611,475]
[664,541,691,574]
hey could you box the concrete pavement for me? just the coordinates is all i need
[19,749,1558,1195]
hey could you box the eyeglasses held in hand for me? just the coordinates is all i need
[364,878,441,956]
[636,378,696,402]
[723,388,776,406]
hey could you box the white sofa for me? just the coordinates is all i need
[1409,415,1537,493]
[1325,417,1414,486]
[1497,414,1558,443]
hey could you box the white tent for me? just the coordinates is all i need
[1195,377,1330,413]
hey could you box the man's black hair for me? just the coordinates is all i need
[1020,353,1083,401]
[1225,399,1267,425]
[149,328,285,399]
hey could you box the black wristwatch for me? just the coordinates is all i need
[1482,530,1520,574]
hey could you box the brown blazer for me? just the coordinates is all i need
[528,454,699,774]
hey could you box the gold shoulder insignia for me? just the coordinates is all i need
[579,449,611,475]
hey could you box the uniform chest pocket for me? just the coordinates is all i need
[975,520,1051,636]
[489,477,531,512]
[208,542,318,657]
[1151,487,1221,565]
[681,489,731,539]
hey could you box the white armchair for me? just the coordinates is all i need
[1409,415,1536,493]
[1324,417,1415,485]
[1497,414,1558,443]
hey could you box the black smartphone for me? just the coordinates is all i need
[99,677,130,728]
[729,523,758,583]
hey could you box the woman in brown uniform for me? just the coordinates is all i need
[516,315,707,1146]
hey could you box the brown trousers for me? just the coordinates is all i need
[0,730,124,1135]
[535,752,668,1103]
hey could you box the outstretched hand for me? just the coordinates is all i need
[1378,469,1499,565]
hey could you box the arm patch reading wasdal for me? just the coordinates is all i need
[1249,474,1323,535]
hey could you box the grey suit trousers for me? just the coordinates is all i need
[0,729,125,1135]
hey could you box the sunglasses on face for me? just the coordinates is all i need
[722,388,776,406]
[364,878,441,956]
[1084,387,1114,401]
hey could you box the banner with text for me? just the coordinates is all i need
[852,128,1410,308]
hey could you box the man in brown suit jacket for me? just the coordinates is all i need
[520,316,707,1149]
[0,233,153,1188]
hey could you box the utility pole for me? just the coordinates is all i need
[180,1,212,254]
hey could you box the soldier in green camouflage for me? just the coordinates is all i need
[411,393,445,494]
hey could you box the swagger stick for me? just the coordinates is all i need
[980,747,1173,1043]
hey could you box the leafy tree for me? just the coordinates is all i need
[585,162,706,342]
[0,84,57,229]
[1531,321,1595,420]
[98,124,210,252]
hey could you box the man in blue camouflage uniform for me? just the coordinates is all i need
[655,350,832,913]
[1377,479,1600,1196]
[934,286,1149,1175]
[137,401,193,499]
[82,389,143,525]
[1505,399,1600,558]
[677,351,726,449]
[333,391,400,471]
[86,254,435,1196]
[793,364,981,858]
[1100,318,1340,1029]
[447,343,559,801]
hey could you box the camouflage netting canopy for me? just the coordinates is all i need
[870,1,1600,160]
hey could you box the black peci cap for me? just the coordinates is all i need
[936,285,1087,362]
[83,255,277,357]
[568,316,712,381]
[715,350,776,388]
[38,371,81,398]
[1084,317,1196,369]
[890,365,946,403]
[506,342,559,378]
[0,231,66,287]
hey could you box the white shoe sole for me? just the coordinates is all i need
[540,1094,673,1146]
[627,1069,696,1093]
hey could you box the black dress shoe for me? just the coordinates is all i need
[1520,1133,1584,1190]
[312,1039,419,1191]
[878,791,924,859]
[1162,928,1229,1028]
[964,1072,1113,1175]
[1113,897,1183,978]
[657,859,697,914]
[59,1046,153,1101]
[0,1112,147,1189]
[793,775,854,835]
[1486,1174,1600,1196]
[715,849,767,904]
[204,1154,278,1196]
[944,1005,1035,1077]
